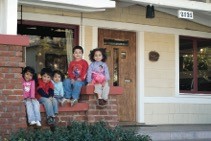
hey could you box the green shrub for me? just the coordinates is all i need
[9,121,151,141]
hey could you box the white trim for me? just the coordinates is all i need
[145,96,211,104]
[1,0,18,34]
[80,25,85,49]
[136,32,145,123]
[82,18,211,38]
[175,34,180,97]
[92,26,98,49]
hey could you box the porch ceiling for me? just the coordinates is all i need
[18,0,211,28]
[118,0,211,28]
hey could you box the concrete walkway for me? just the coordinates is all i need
[120,124,211,141]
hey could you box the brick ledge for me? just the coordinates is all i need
[40,102,88,112]
[0,34,29,46]
[81,85,123,95]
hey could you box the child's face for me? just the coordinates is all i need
[73,49,83,60]
[24,71,33,82]
[94,51,103,62]
[53,73,61,83]
[41,73,51,83]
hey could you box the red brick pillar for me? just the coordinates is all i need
[0,35,29,138]
[86,95,119,127]
[81,85,123,127]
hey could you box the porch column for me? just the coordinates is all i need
[0,34,29,138]
[0,0,18,34]
[136,31,145,123]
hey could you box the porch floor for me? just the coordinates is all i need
[119,123,211,141]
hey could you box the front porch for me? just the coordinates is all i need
[0,34,123,138]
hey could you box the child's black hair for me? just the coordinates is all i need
[52,70,65,81]
[89,48,107,62]
[22,66,38,83]
[40,67,53,77]
[72,46,84,54]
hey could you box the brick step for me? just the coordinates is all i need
[40,102,89,112]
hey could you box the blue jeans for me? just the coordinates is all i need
[38,97,58,118]
[63,78,86,100]
[54,95,63,105]
[25,99,41,123]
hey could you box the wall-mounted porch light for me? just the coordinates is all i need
[146,4,155,18]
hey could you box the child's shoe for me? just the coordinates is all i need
[36,121,42,127]
[47,117,55,125]
[102,99,108,105]
[29,121,36,125]
[97,99,107,108]
[70,99,78,107]
[61,98,68,106]
[98,99,104,105]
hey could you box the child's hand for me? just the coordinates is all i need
[71,79,75,84]
[76,78,82,81]
[87,83,94,86]
[49,97,53,101]
[102,81,106,87]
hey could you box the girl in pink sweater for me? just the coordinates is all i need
[22,66,41,127]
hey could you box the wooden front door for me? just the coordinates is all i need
[98,29,136,122]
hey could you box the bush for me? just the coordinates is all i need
[9,121,151,141]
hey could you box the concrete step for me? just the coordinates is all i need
[121,124,211,141]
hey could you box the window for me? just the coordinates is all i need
[18,20,79,74]
[180,36,211,93]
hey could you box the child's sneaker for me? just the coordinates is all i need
[36,121,41,127]
[70,99,78,107]
[98,99,104,105]
[47,117,55,125]
[97,99,106,108]
[29,121,36,125]
[61,98,67,106]
[102,99,108,105]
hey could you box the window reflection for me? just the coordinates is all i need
[197,40,211,91]
[179,38,194,91]
[179,37,211,93]
[113,48,119,86]
[27,35,69,74]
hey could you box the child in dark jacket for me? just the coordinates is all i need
[36,68,58,125]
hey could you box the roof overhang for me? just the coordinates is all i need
[119,0,211,27]
[18,0,211,27]
[18,0,116,12]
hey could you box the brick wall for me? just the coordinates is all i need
[0,34,29,138]
[84,94,119,127]
[39,85,122,128]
